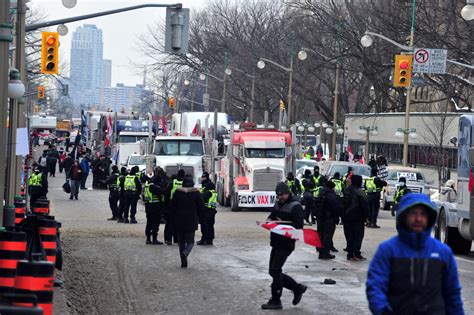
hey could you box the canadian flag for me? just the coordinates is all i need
[104,115,113,147]
[360,154,365,165]
[257,221,322,247]
[347,145,354,162]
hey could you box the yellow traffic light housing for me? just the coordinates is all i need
[38,86,45,99]
[393,54,413,88]
[41,32,59,74]
[168,97,176,109]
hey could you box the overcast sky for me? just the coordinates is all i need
[29,0,206,87]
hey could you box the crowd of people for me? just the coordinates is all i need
[105,167,217,268]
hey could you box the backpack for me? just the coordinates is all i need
[62,181,71,193]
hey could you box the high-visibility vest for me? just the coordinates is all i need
[205,190,218,209]
[170,179,183,199]
[287,180,296,191]
[332,179,343,197]
[394,186,409,204]
[124,175,137,191]
[29,173,42,187]
[365,177,377,194]
[109,173,119,191]
[313,174,321,186]
[313,186,321,198]
[144,181,160,203]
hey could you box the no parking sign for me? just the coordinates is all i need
[413,48,447,74]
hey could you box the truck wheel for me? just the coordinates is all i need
[440,209,472,255]
[216,182,224,206]
[230,193,241,212]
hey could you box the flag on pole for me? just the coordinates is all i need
[104,115,113,147]
[257,221,322,247]
[347,145,354,162]
[360,154,365,164]
[161,115,167,134]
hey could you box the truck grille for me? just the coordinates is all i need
[253,169,283,191]
[165,166,194,177]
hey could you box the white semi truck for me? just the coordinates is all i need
[433,115,473,255]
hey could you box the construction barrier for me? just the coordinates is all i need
[33,200,49,216]
[37,220,57,265]
[14,198,27,226]
[0,230,27,294]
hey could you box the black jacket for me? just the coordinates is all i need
[267,196,304,251]
[68,165,84,181]
[343,186,369,222]
[149,175,168,202]
[171,187,204,232]
[29,172,48,196]
[318,187,342,219]
[106,172,120,193]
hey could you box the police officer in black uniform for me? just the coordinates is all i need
[261,182,307,310]
[116,167,128,223]
[143,168,168,244]
[120,166,142,224]
[28,165,48,210]
[285,172,302,196]
[106,165,120,221]
[197,181,218,245]
[164,169,186,245]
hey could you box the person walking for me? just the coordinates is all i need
[28,165,48,210]
[197,181,218,245]
[316,181,342,260]
[365,168,387,228]
[330,172,344,198]
[170,176,204,268]
[164,169,185,245]
[366,193,464,314]
[312,165,323,187]
[392,177,411,216]
[143,169,167,245]
[116,167,128,223]
[38,150,49,175]
[47,145,60,177]
[67,160,83,200]
[80,155,91,190]
[301,179,316,225]
[285,172,302,197]
[261,182,306,310]
[342,175,369,261]
[121,166,142,224]
[63,154,74,180]
[106,165,120,221]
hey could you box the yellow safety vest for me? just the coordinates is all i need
[170,179,183,199]
[313,174,321,186]
[29,173,42,187]
[124,175,137,191]
[394,186,408,204]
[332,179,343,197]
[313,186,321,198]
[205,190,218,209]
[365,177,377,194]
[144,181,160,203]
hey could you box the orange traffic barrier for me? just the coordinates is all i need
[14,198,27,225]
[14,260,54,315]
[0,230,27,294]
[33,200,50,215]
[38,219,57,265]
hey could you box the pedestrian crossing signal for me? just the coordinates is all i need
[41,32,59,74]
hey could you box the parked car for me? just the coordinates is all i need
[123,154,146,173]
[322,161,372,179]
[382,166,432,210]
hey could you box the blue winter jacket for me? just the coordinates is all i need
[366,193,464,315]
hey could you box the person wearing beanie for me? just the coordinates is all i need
[199,172,212,192]
[342,174,369,261]
[367,194,464,314]
[116,166,128,223]
[261,182,306,310]
[315,180,342,259]
[120,165,142,223]
[392,177,411,216]
[105,165,121,221]
[170,175,204,268]
[197,181,218,245]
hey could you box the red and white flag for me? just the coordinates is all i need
[360,154,365,164]
[161,115,167,134]
[104,115,113,147]
[257,221,322,247]
[347,145,354,162]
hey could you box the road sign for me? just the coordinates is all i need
[413,48,447,74]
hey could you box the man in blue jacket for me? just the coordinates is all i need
[366,193,464,315]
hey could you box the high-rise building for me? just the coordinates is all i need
[101,59,112,88]
[70,24,103,106]
[98,83,152,112]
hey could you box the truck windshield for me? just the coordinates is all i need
[154,140,204,156]
[245,148,285,158]
[128,156,145,165]
[118,135,149,143]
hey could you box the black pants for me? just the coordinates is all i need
[145,203,162,239]
[304,206,314,223]
[343,220,365,258]
[109,192,119,218]
[317,217,336,255]
[200,211,216,242]
[29,193,43,211]
[48,160,57,176]
[269,247,299,301]
[80,173,88,189]
[123,194,138,220]
[177,230,195,258]
[164,211,177,242]
[117,195,125,219]
[368,194,380,225]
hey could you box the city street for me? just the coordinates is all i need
[45,173,474,314]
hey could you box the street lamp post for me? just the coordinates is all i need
[358,126,378,163]
[199,67,231,113]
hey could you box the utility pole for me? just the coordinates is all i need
[249,74,255,122]
[0,1,11,224]
[331,64,340,160]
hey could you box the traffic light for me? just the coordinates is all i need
[38,86,45,100]
[279,99,285,112]
[393,54,413,87]
[34,105,39,113]
[41,32,59,74]
[168,97,176,109]
[164,8,190,54]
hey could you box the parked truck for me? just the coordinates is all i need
[217,123,294,211]
[433,114,473,255]
[113,119,155,166]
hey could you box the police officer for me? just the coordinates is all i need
[392,177,411,216]
[143,170,167,245]
[312,166,323,187]
[164,169,185,245]
[116,167,128,223]
[301,179,316,225]
[121,166,142,224]
[262,182,306,310]
[28,165,48,210]
[199,172,212,190]
[197,181,218,245]
[106,165,120,221]
[331,172,344,198]
[364,168,387,228]
[285,172,302,196]
[302,169,312,184]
